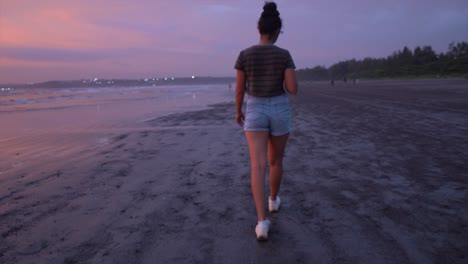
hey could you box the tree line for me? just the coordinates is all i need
[296,41,468,81]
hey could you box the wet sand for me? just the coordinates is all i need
[0,79,467,263]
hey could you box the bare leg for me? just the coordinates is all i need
[268,133,289,200]
[245,131,270,221]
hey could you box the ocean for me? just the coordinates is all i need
[0,84,234,176]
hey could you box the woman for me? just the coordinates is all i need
[234,2,298,240]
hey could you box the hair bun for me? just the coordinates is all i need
[262,2,279,17]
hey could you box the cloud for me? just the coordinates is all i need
[0,46,147,63]
[1,0,467,83]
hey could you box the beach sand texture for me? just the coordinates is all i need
[0,80,467,264]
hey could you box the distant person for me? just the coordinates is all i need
[234,1,298,240]
[344,76,347,83]
[331,79,334,86]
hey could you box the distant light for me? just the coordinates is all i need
[156,78,159,81]
[144,78,148,81]
[94,78,98,82]
[164,78,167,81]
[108,81,111,84]
[192,76,195,79]
[1,88,4,91]
[171,77,174,80]
[83,80,86,83]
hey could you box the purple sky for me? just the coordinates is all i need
[1,0,467,83]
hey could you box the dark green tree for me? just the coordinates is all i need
[296,41,468,81]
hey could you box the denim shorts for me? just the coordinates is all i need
[244,93,292,136]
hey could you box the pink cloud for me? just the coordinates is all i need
[1,6,150,50]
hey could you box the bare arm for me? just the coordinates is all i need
[284,68,298,95]
[235,70,246,126]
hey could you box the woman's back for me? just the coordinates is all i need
[235,45,295,97]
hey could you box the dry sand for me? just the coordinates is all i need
[0,79,467,264]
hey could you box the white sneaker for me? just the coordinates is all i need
[255,219,270,241]
[269,196,281,212]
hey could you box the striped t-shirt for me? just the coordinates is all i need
[235,45,295,97]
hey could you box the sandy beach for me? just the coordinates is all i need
[1,79,467,264]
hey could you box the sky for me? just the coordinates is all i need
[1,0,467,84]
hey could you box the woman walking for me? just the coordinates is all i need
[234,2,298,240]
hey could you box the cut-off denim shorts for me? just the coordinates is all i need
[244,93,292,136]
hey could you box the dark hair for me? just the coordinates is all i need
[258,2,282,37]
